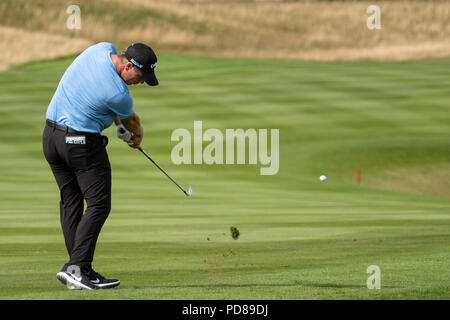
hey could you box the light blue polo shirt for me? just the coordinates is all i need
[46,42,133,133]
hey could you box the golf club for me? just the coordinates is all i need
[138,147,192,197]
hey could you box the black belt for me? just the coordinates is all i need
[46,119,80,133]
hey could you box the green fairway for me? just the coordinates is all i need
[0,55,449,299]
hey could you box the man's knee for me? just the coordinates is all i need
[87,195,111,218]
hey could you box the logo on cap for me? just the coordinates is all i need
[130,58,143,69]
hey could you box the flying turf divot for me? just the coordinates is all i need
[230,226,240,240]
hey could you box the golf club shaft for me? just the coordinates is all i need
[138,147,189,196]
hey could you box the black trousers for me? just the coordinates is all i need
[42,121,111,273]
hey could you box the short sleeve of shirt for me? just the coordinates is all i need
[107,92,134,119]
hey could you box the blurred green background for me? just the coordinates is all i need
[0,0,449,299]
[0,55,449,299]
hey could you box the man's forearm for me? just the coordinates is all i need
[120,112,143,139]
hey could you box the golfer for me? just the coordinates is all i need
[42,42,158,290]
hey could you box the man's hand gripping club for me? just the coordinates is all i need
[114,113,143,148]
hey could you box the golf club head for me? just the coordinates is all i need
[186,186,192,197]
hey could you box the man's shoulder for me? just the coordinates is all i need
[108,89,132,103]
[86,42,117,54]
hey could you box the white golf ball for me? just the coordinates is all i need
[320,175,327,181]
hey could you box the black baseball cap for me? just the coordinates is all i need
[125,43,158,86]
